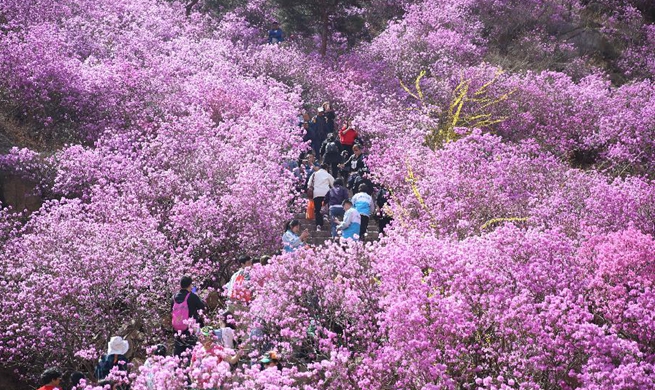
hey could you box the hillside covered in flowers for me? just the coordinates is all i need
[0,0,654,389]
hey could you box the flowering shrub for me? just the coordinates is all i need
[243,244,381,378]
[0,0,304,380]
[368,226,655,389]
[368,131,655,239]
[0,0,654,388]
[0,197,182,372]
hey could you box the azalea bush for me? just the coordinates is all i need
[0,0,654,388]
[367,226,655,389]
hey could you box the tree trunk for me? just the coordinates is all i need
[320,4,329,56]
[185,0,199,16]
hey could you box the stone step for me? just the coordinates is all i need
[299,226,379,236]
[307,231,379,244]
[294,213,380,225]
[297,218,379,226]
[290,210,381,246]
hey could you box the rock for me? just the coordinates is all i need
[0,173,42,213]
[0,367,29,390]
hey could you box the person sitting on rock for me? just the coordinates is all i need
[282,219,309,252]
[337,199,361,241]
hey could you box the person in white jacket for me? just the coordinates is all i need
[308,163,335,230]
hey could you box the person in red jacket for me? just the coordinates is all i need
[338,120,358,156]
[37,368,62,390]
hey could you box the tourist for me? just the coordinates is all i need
[282,219,309,252]
[191,328,241,368]
[338,120,358,156]
[307,163,335,231]
[310,107,329,156]
[337,200,361,240]
[338,150,350,182]
[302,120,322,159]
[339,143,367,190]
[95,336,129,381]
[69,371,85,389]
[302,152,319,188]
[320,133,342,177]
[257,255,271,266]
[37,368,62,390]
[97,381,117,390]
[143,345,167,390]
[376,187,392,234]
[212,311,236,349]
[323,102,336,134]
[259,350,281,370]
[172,276,206,358]
[324,178,349,238]
[352,184,375,239]
[225,255,253,306]
[267,21,284,44]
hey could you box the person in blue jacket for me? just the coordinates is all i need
[268,21,284,44]
[337,200,361,241]
[351,184,375,239]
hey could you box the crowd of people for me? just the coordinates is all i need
[35,103,391,389]
[283,103,392,251]
[36,337,128,389]
[36,268,279,389]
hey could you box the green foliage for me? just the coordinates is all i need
[270,0,372,53]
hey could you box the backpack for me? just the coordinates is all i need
[326,141,339,155]
[172,292,191,332]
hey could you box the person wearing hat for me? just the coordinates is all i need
[268,21,284,44]
[259,350,280,370]
[94,336,129,380]
[299,151,320,191]
[37,367,62,390]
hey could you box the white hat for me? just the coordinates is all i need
[317,107,324,112]
[107,336,129,356]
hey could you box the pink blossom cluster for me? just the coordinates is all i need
[0,0,654,388]
[0,0,304,380]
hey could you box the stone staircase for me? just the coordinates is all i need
[293,212,379,246]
